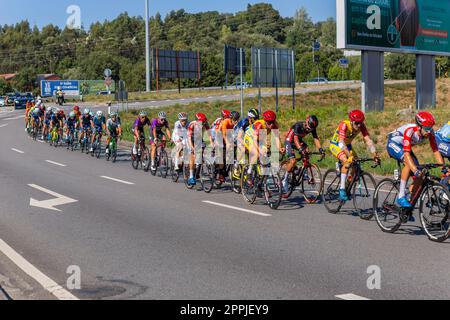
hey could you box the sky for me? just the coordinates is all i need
[0,0,336,29]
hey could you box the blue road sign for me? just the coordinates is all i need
[41,80,80,97]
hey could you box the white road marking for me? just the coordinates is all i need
[28,184,78,212]
[45,160,67,167]
[202,201,272,217]
[0,238,79,300]
[336,293,371,300]
[100,176,135,185]
[3,115,25,120]
[0,123,8,128]
[11,148,24,154]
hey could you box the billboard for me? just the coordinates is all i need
[79,80,116,96]
[224,45,246,75]
[152,49,201,79]
[337,0,450,56]
[40,80,80,97]
[251,48,295,88]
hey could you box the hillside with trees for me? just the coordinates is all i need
[0,3,448,94]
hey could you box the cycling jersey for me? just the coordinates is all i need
[437,122,450,143]
[172,120,189,143]
[188,121,210,142]
[388,124,438,153]
[66,118,77,128]
[93,115,106,130]
[151,119,169,136]
[106,118,121,136]
[236,118,251,132]
[133,117,151,131]
[74,111,81,121]
[218,118,235,143]
[285,122,318,144]
[80,114,93,130]
[330,120,369,158]
[244,120,279,150]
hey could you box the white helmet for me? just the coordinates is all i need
[84,108,90,115]
[96,110,103,117]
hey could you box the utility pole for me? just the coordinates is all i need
[145,0,151,92]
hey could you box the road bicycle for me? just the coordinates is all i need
[280,151,324,204]
[148,139,169,178]
[322,158,379,219]
[106,135,119,163]
[91,130,103,159]
[132,134,150,170]
[79,128,92,154]
[373,163,450,242]
[241,160,283,210]
[66,127,76,151]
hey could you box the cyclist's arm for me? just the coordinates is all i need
[337,122,351,158]
[166,127,171,140]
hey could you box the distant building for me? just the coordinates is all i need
[36,74,61,83]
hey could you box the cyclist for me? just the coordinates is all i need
[65,112,77,143]
[436,121,450,160]
[330,110,379,202]
[281,115,325,195]
[25,100,33,130]
[79,108,94,145]
[243,110,284,182]
[217,111,241,182]
[236,108,260,141]
[172,112,189,172]
[49,108,64,143]
[42,107,54,140]
[212,109,231,142]
[57,109,66,138]
[73,106,81,121]
[132,111,151,156]
[387,112,446,208]
[187,113,214,186]
[150,112,171,171]
[90,110,106,153]
[105,112,122,157]
[31,107,42,133]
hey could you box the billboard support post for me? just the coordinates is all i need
[176,53,181,94]
[258,49,262,115]
[361,51,384,113]
[274,50,279,113]
[240,48,244,117]
[292,50,296,111]
[416,55,436,110]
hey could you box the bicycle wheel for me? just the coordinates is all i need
[201,162,215,193]
[112,147,117,163]
[142,147,150,171]
[159,150,169,179]
[419,183,450,242]
[373,179,402,233]
[352,172,377,220]
[95,141,102,159]
[241,165,258,204]
[322,169,344,214]
[171,160,180,183]
[131,148,139,170]
[264,170,283,210]
[301,164,323,204]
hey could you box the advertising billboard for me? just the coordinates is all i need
[224,45,246,75]
[151,49,201,80]
[40,80,80,97]
[251,48,295,88]
[337,0,450,56]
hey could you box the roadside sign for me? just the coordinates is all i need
[313,41,321,51]
[339,58,349,68]
[40,80,80,97]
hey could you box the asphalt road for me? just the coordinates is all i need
[1,102,449,300]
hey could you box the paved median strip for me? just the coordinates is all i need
[0,238,79,300]
[202,201,272,217]
[335,293,371,300]
[11,148,24,154]
[45,160,67,167]
[100,176,135,185]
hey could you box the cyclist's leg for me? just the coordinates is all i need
[387,139,412,206]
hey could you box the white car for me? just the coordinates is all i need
[0,97,5,107]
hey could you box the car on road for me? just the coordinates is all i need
[5,92,18,106]
[308,77,329,84]
[13,93,32,110]
[96,90,115,95]
[235,81,251,89]
[0,96,5,107]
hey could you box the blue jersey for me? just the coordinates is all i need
[93,116,106,129]
[66,118,77,128]
[237,118,251,132]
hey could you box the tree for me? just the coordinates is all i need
[385,53,416,79]
[0,78,12,95]
[286,7,316,53]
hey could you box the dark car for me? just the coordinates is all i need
[6,92,18,106]
[13,94,30,110]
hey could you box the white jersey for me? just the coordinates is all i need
[389,124,438,153]
[172,120,189,144]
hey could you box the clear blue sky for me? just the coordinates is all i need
[0,0,336,29]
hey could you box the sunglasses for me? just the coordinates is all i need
[354,122,363,127]
[422,126,433,133]
[267,121,275,126]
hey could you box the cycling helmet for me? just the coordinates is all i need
[110,112,117,118]
[89,111,94,117]
[222,110,231,119]
[306,115,319,129]
[231,111,240,122]
[84,108,90,115]
[178,112,188,121]
[33,108,40,115]
[96,110,103,117]
[349,109,365,123]
[196,113,207,123]
[53,107,59,113]
[158,111,167,120]
[69,112,75,119]
[263,110,277,122]
[248,108,260,119]
[139,111,148,117]
[73,106,80,112]
[416,111,435,129]
[58,109,65,115]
